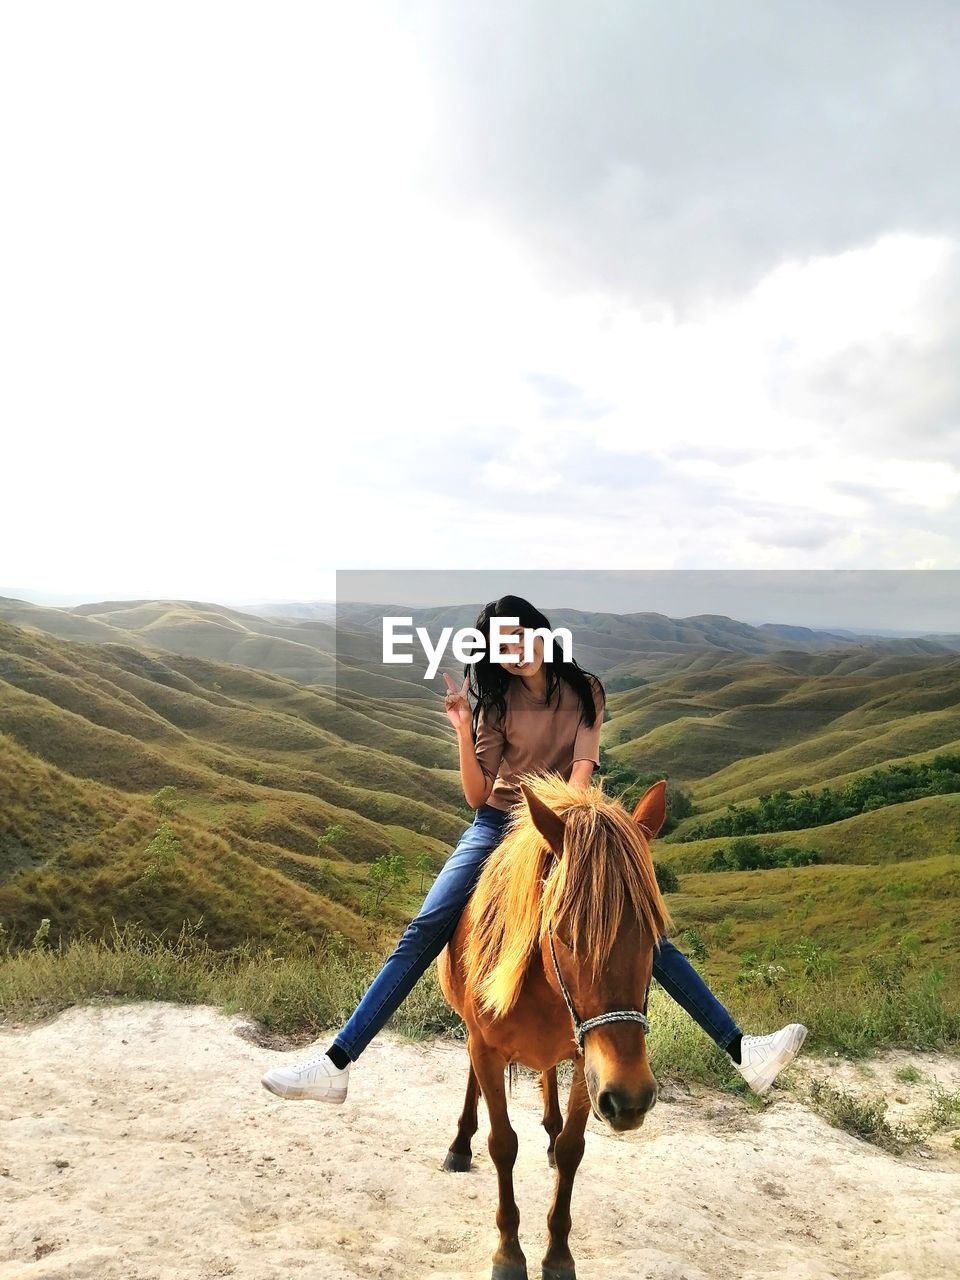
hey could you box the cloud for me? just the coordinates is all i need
[400,0,960,314]
[754,520,847,553]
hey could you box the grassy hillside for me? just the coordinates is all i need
[599,648,960,989]
[0,621,466,952]
[653,792,960,872]
[608,650,960,786]
[662,853,958,985]
[1,605,958,1004]
[0,596,340,684]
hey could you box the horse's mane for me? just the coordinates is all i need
[464,770,673,1020]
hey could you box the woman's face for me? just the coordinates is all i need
[495,623,545,676]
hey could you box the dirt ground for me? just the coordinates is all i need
[1,1001,958,1280]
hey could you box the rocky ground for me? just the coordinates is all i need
[1,1002,958,1280]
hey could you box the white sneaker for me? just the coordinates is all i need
[735,1023,808,1095]
[261,1050,350,1103]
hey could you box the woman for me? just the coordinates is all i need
[261,594,806,1104]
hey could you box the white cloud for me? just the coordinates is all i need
[1,3,958,605]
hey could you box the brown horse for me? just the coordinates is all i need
[437,771,672,1280]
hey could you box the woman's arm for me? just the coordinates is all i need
[570,676,605,789]
[443,672,497,809]
[456,721,493,808]
[569,759,596,788]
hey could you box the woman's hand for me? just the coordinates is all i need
[443,671,473,732]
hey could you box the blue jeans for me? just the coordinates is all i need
[331,804,741,1062]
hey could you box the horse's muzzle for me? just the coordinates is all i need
[594,1081,658,1132]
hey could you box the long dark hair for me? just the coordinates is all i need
[464,595,604,740]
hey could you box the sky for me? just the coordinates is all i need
[2,1,959,611]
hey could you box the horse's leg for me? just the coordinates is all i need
[542,1055,591,1280]
[541,1067,562,1169]
[470,1036,528,1280]
[443,1051,480,1172]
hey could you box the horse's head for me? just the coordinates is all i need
[521,778,672,1134]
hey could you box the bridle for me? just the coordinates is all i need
[546,921,650,1058]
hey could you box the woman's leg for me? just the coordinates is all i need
[330,805,511,1063]
[650,935,742,1053]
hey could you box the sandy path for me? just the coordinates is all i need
[1,1002,958,1280]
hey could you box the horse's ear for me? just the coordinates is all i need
[632,779,668,841]
[519,782,566,856]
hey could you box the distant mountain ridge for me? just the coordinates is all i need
[3,596,959,696]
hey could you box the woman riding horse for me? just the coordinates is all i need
[261,593,807,1104]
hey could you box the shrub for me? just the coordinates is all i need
[677,926,708,964]
[808,1080,922,1153]
[653,861,679,894]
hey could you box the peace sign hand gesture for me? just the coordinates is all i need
[443,671,473,731]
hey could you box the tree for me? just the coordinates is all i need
[143,822,182,881]
[414,852,434,893]
[151,786,179,818]
[317,823,345,850]
[367,853,409,913]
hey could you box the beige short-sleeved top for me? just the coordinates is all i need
[473,673,605,813]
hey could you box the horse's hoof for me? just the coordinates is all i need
[442,1149,472,1173]
[492,1264,528,1280]
[542,1267,575,1280]
[547,1150,557,1169]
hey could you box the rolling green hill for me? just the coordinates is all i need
[0,620,465,952]
[608,649,960,790]
[1,603,958,992]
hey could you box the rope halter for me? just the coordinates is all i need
[546,922,649,1057]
